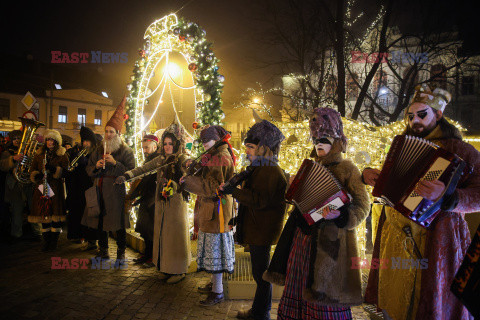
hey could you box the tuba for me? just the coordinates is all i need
[13,117,45,184]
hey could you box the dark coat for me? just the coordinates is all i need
[64,146,95,238]
[28,146,69,223]
[232,161,287,246]
[127,151,159,241]
[82,141,135,232]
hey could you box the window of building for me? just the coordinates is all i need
[325,75,337,97]
[374,70,388,93]
[430,64,447,89]
[58,106,67,123]
[462,76,475,96]
[403,66,419,92]
[94,110,102,125]
[347,73,359,100]
[0,98,9,120]
[77,108,86,125]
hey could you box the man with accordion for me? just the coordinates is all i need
[364,84,480,320]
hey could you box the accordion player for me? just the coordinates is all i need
[286,159,352,225]
[372,134,468,228]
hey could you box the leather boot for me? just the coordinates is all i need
[95,247,110,260]
[41,232,51,252]
[116,247,126,264]
[48,232,60,251]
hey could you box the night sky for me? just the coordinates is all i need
[1,0,478,107]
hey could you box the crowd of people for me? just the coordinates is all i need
[0,84,479,320]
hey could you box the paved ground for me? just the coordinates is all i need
[0,234,381,320]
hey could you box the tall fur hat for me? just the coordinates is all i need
[80,126,97,144]
[44,129,62,145]
[106,95,126,132]
[410,84,452,112]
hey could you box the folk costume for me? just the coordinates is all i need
[123,122,191,282]
[29,129,69,251]
[182,125,236,305]
[223,118,287,320]
[365,85,480,320]
[265,108,370,320]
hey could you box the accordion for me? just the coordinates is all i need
[286,159,351,225]
[451,223,480,318]
[372,135,467,228]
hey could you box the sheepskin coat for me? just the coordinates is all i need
[82,141,135,232]
[125,150,191,274]
[28,145,69,223]
[182,143,235,234]
[265,150,370,306]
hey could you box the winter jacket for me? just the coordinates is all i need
[232,160,287,245]
[182,143,235,234]
[28,145,69,223]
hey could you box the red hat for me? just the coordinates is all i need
[106,95,126,132]
[143,134,159,143]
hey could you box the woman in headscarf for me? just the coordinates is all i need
[117,121,191,284]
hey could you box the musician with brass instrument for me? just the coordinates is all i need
[116,121,191,283]
[28,129,69,251]
[64,126,98,248]
[364,85,480,320]
[0,129,40,242]
[219,117,287,320]
[264,107,370,320]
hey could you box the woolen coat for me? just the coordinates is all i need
[82,142,135,232]
[28,145,69,223]
[232,160,287,246]
[125,152,191,274]
[182,143,235,234]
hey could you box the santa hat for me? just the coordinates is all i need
[106,95,126,132]
[410,84,452,113]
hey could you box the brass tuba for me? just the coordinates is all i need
[13,117,45,184]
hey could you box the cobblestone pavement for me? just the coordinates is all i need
[0,234,379,320]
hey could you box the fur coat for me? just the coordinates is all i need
[28,145,69,223]
[264,150,370,306]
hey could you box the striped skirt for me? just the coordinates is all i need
[197,230,235,274]
[278,228,353,320]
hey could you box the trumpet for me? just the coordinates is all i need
[67,148,88,171]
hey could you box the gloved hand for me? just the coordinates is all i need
[45,164,56,173]
[115,176,126,184]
